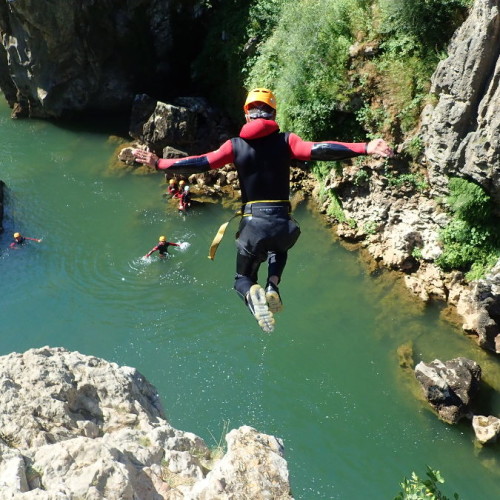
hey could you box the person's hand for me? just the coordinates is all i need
[367,139,394,158]
[132,149,159,168]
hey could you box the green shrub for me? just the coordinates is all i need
[245,0,371,139]
[311,161,342,180]
[385,170,428,192]
[436,178,500,278]
[394,466,459,500]
[379,0,472,50]
[446,177,492,223]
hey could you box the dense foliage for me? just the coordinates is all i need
[436,178,500,280]
[193,0,471,139]
[394,467,459,500]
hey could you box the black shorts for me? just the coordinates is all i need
[236,203,300,261]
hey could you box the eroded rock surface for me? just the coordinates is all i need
[0,347,293,499]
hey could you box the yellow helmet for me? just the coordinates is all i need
[179,180,186,186]
[13,232,21,238]
[169,178,176,185]
[244,88,277,113]
[159,236,166,242]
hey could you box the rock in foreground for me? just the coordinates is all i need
[0,347,293,499]
[414,357,481,424]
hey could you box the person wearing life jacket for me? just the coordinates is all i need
[9,232,41,248]
[133,88,393,333]
[179,185,192,211]
[166,178,180,198]
[144,235,180,258]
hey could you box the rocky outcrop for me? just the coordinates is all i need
[0,0,176,118]
[0,347,293,499]
[128,94,235,156]
[455,259,500,352]
[414,357,482,424]
[421,0,500,206]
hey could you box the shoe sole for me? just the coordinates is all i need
[249,284,275,333]
[265,289,283,314]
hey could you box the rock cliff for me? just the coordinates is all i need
[327,0,500,353]
[0,347,293,499]
[0,0,177,118]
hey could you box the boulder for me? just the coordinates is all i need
[414,357,482,424]
[128,94,235,157]
[472,415,500,444]
[0,347,293,499]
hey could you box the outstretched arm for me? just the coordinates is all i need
[133,140,235,174]
[288,133,393,162]
[145,246,158,258]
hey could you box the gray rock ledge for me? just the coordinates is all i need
[0,347,293,499]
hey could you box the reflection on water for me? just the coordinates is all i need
[0,100,499,499]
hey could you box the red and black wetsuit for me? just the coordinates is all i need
[156,119,368,298]
[168,185,179,197]
[148,241,179,256]
[10,236,26,248]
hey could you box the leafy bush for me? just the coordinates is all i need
[445,177,492,223]
[245,0,371,139]
[379,0,472,50]
[394,466,459,500]
[436,178,500,279]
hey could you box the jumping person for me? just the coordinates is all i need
[144,235,180,258]
[133,88,393,333]
[9,232,41,248]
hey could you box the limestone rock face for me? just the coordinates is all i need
[0,0,174,118]
[0,347,293,499]
[456,261,500,352]
[414,357,482,424]
[421,0,500,205]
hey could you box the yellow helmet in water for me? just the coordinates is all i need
[13,232,21,238]
[169,178,176,185]
[244,88,277,113]
[179,180,186,186]
[159,236,166,242]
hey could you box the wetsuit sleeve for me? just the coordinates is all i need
[157,140,235,174]
[288,132,368,162]
[145,245,156,257]
[169,242,180,247]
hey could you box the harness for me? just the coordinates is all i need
[208,200,291,260]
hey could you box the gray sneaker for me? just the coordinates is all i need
[246,284,275,333]
[265,281,283,313]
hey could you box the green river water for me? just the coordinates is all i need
[1,99,499,499]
